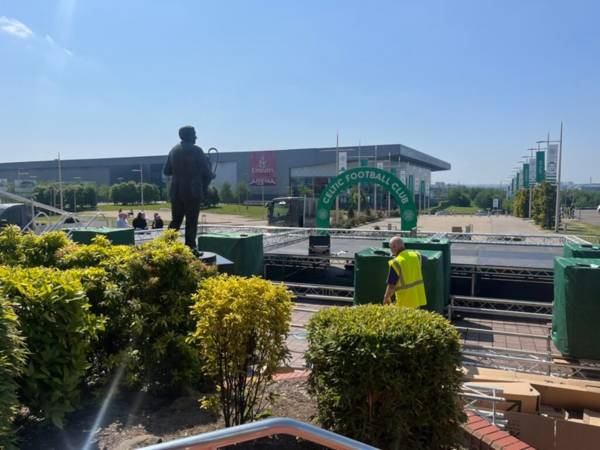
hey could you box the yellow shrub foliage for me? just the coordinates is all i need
[190,275,292,426]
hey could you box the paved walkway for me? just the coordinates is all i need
[356,214,546,234]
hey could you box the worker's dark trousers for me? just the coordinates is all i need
[169,196,201,249]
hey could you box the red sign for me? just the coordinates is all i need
[250,151,277,185]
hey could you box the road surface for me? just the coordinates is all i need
[356,214,546,235]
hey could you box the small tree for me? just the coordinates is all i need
[220,182,235,204]
[141,183,160,203]
[110,181,138,205]
[190,276,292,427]
[512,188,529,218]
[203,186,219,207]
[235,181,250,204]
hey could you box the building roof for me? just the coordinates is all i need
[0,143,450,172]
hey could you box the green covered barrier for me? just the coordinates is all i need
[197,232,263,276]
[563,242,600,259]
[552,257,600,359]
[383,236,451,305]
[353,247,445,313]
[70,227,135,245]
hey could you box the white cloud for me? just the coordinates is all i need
[0,16,33,39]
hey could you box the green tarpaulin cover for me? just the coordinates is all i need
[197,232,263,276]
[70,227,135,245]
[354,247,445,313]
[552,257,600,359]
[383,236,451,305]
[563,242,600,259]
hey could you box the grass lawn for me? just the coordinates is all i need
[96,202,267,220]
[96,203,169,212]
[561,219,600,244]
[203,203,267,220]
[444,205,479,214]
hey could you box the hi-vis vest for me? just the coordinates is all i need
[388,250,427,308]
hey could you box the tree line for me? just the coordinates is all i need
[430,185,507,211]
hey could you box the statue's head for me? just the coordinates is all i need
[179,125,197,144]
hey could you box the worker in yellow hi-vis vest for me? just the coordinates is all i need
[383,236,427,308]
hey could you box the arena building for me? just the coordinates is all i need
[0,144,450,207]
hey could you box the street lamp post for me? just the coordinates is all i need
[73,177,81,213]
[56,153,64,211]
[132,166,144,210]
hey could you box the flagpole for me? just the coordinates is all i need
[335,132,339,226]
[554,122,563,232]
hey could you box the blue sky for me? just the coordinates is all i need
[1,1,598,184]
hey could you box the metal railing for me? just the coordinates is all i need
[139,417,378,450]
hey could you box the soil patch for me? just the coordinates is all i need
[17,379,318,450]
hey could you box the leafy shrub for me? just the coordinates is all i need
[0,297,27,449]
[125,231,217,393]
[190,276,292,427]
[306,305,464,450]
[0,267,102,427]
[0,226,22,266]
[20,230,71,267]
[0,226,70,267]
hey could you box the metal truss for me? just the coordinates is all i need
[450,295,553,316]
[452,263,553,283]
[264,253,353,270]
[283,282,354,303]
[461,384,508,428]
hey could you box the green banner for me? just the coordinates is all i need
[316,167,417,231]
[522,163,530,188]
[408,175,415,195]
[536,151,545,183]
[360,159,368,167]
[420,180,425,196]
[391,167,397,176]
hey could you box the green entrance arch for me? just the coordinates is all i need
[315,167,418,230]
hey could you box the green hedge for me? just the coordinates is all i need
[0,267,102,428]
[0,226,70,267]
[306,305,464,450]
[124,231,217,393]
[57,237,133,383]
[0,227,219,431]
[0,297,27,449]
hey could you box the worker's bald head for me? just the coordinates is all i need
[389,236,405,255]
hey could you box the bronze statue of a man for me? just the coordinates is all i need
[163,125,213,248]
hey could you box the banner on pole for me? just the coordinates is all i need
[493,198,499,209]
[420,180,425,196]
[360,159,369,167]
[546,144,558,183]
[376,161,384,170]
[536,151,545,183]
[408,175,414,194]
[522,163,530,188]
[339,152,347,173]
[529,157,536,185]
